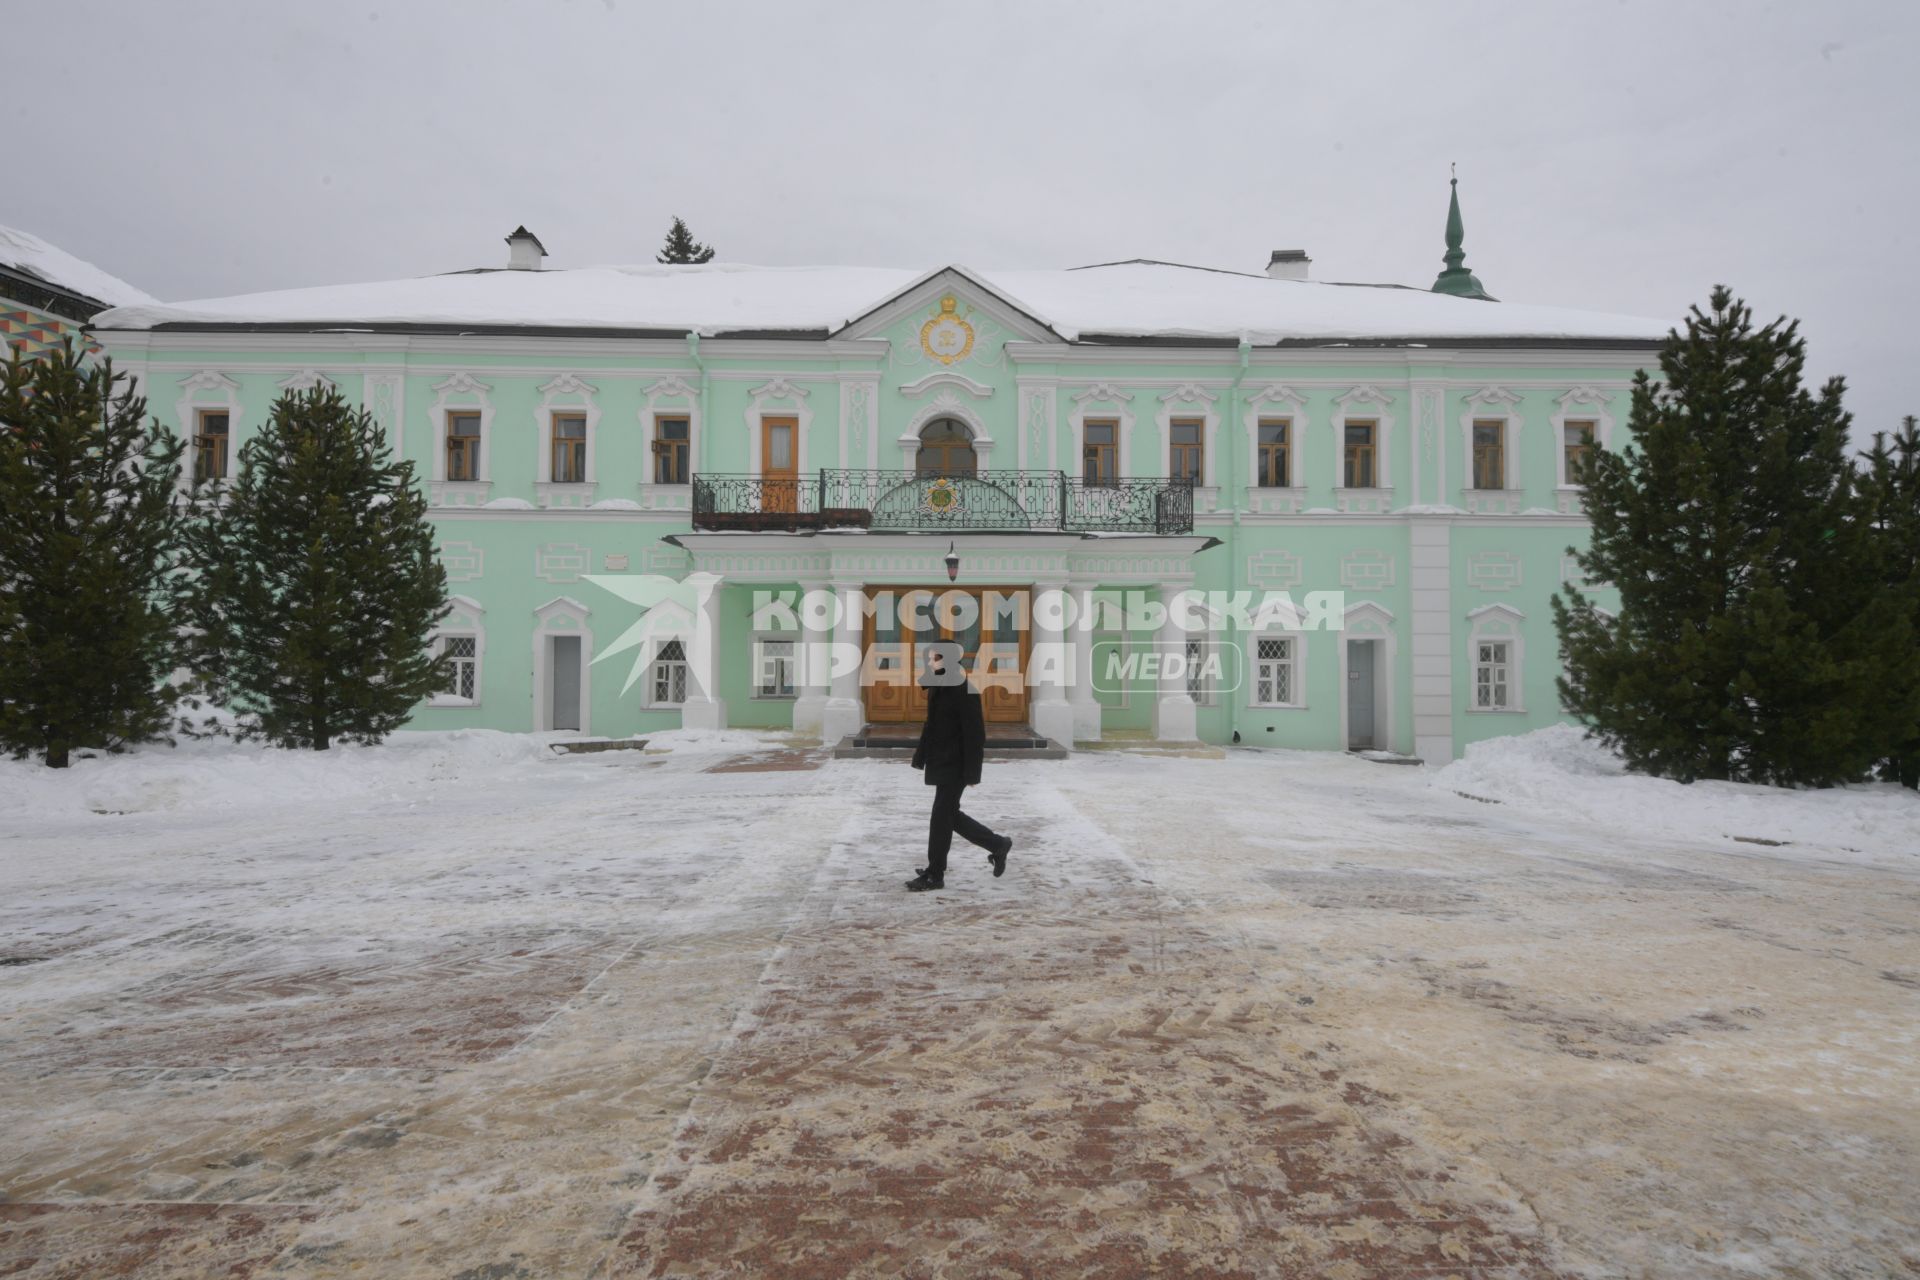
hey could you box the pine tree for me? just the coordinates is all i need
[1552,286,1900,787]
[181,385,450,750]
[656,216,716,265]
[0,342,186,768]
[1859,416,1920,787]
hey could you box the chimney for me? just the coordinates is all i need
[505,225,547,271]
[1266,249,1310,281]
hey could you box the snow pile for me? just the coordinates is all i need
[90,259,1669,344]
[0,729,551,822]
[0,222,158,309]
[1431,724,1920,862]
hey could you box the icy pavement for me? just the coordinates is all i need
[0,731,1915,1278]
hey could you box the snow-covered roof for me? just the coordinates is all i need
[0,223,158,310]
[90,258,1669,346]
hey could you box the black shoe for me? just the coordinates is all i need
[906,872,944,892]
[988,836,1012,878]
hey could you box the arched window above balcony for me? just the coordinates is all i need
[915,418,977,477]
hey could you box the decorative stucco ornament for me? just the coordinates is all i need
[920,475,964,517]
[919,295,976,365]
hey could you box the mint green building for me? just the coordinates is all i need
[91,189,1658,761]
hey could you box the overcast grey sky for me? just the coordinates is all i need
[7,0,1915,436]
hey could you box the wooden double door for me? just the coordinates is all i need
[862,586,1030,725]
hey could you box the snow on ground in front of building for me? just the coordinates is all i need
[1,727,1915,1277]
[1430,723,1920,869]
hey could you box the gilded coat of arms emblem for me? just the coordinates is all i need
[919,295,976,366]
[920,475,963,516]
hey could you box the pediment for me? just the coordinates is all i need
[832,266,1064,347]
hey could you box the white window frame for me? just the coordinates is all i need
[1465,603,1526,714]
[434,634,480,705]
[1184,634,1218,708]
[429,596,486,708]
[428,372,494,507]
[173,370,242,497]
[1248,631,1307,709]
[647,637,690,709]
[1332,385,1394,509]
[752,633,799,700]
[1156,383,1220,487]
[640,375,701,507]
[653,412,693,486]
[534,374,600,510]
[1552,386,1617,490]
[1243,384,1308,514]
[1069,383,1135,483]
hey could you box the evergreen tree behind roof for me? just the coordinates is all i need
[657,216,716,265]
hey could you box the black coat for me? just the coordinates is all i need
[912,678,986,787]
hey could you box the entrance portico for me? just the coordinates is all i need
[664,531,1219,750]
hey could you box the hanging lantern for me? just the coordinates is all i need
[943,540,960,582]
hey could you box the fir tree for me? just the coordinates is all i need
[1859,416,1920,787]
[1553,286,1903,787]
[0,342,186,768]
[656,216,716,264]
[181,385,450,750]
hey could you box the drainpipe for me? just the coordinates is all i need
[686,331,708,475]
[1226,338,1251,747]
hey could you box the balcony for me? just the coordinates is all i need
[690,469,1196,535]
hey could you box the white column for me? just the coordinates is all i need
[680,572,729,731]
[1410,519,1454,763]
[1028,580,1076,747]
[1153,580,1199,743]
[1068,580,1101,742]
[790,578,831,738]
[820,579,866,744]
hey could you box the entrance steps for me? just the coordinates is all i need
[832,723,1068,761]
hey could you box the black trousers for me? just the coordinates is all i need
[926,781,1000,879]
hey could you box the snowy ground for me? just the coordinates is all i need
[0,728,1915,1279]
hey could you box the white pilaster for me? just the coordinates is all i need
[821,580,866,744]
[791,578,831,738]
[1410,520,1455,763]
[680,573,729,731]
[1068,580,1102,741]
[1153,581,1199,743]
[1028,580,1076,747]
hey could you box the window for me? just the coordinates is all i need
[916,418,977,476]
[1257,418,1290,487]
[1169,418,1203,484]
[1563,419,1596,484]
[1472,419,1505,490]
[193,410,230,482]
[1184,636,1216,707]
[446,411,481,482]
[650,639,688,706]
[1252,635,1299,707]
[654,416,690,484]
[1083,419,1118,486]
[437,635,478,703]
[551,413,587,483]
[1475,641,1512,710]
[1343,421,1377,488]
[754,637,797,699]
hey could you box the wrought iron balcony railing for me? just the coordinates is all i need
[690,469,1195,534]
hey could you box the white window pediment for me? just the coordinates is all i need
[535,373,602,508]
[899,370,995,400]
[429,373,494,503]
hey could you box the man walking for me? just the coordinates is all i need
[906,643,1012,892]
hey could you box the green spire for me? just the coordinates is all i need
[1432,169,1494,300]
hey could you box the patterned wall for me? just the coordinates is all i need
[1,302,96,362]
